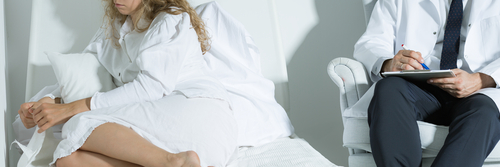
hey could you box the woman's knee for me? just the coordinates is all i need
[56,151,81,167]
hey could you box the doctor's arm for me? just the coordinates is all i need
[428,69,496,98]
[381,49,426,72]
[354,0,425,81]
[429,29,500,98]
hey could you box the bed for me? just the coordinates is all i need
[13,0,339,166]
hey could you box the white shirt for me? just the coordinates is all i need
[428,0,470,71]
[81,12,230,109]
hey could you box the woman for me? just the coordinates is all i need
[17,0,238,166]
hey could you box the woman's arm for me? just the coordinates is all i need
[29,13,197,132]
[38,96,62,104]
[21,21,105,132]
[90,13,199,110]
[31,97,91,133]
[18,96,61,129]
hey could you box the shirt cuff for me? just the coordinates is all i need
[90,92,101,110]
[371,57,390,81]
[492,77,500,88]
[42,94,57,100]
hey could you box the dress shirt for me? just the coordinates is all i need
[431,0,470,71]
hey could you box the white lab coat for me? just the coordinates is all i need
[354,0,500,109]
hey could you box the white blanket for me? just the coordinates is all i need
[234,137,339,167]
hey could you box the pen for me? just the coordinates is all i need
[401,44,430,70]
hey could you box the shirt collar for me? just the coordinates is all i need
[118,15,150,38]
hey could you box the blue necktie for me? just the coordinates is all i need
[440,0,463,70]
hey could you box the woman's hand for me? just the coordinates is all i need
[18,102,37,129]
[428,69,496,98]
[18,97,60,129]
[31,98,91,133]
[382,50,426,72]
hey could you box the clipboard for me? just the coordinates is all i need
[381,70,456,81]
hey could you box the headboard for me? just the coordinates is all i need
[26,0,290,111]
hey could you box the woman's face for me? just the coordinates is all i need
[114,0,142,16]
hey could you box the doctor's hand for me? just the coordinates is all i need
[428,69,496,98]
[17,97,60,129]
[382,50,426,72]
[31,98,91,133]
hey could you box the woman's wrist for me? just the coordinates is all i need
[65,97,92,116]
[38,96,58,104]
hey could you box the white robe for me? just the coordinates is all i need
[48,12,238,167]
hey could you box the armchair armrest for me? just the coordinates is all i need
[327,57,372,112]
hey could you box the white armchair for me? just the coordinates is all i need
[327,49,500,166]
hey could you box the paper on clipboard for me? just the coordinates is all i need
[381,70,456,81]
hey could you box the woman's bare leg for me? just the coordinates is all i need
[69,123,200,167]
[56,150,141,167]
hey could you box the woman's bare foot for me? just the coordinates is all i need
[166,151,201,167]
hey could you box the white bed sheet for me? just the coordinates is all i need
[234,137,339,167]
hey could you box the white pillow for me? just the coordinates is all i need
[195,2,294,147]
[46,52,115,103]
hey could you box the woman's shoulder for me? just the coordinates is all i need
[149,11,190,31]
[140,11,193,49]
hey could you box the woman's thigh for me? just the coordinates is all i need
[61,94,238,166]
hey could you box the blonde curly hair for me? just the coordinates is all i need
[103,0,210,54]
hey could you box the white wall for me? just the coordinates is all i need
[1,0,8,165]
[4,0,32,165]
[3,0,366,166]
[286,1,365,166]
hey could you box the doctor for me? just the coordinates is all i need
[354,0,500,166]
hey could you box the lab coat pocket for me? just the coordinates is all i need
[480,15,500,62]
[11,127,60,167]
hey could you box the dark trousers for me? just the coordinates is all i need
[368,77,500,167]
